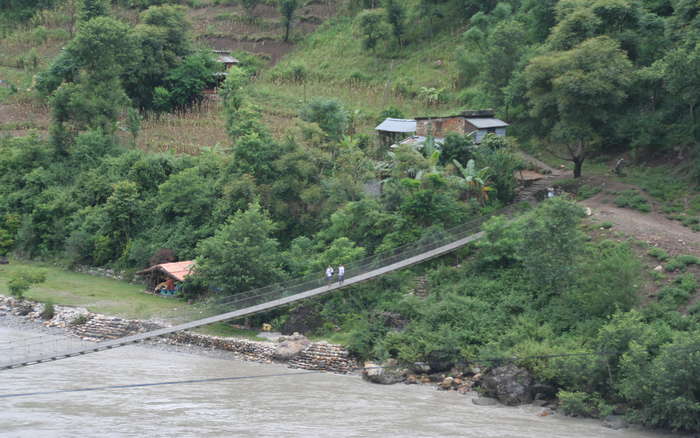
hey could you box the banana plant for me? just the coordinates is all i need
[452,159,494,204]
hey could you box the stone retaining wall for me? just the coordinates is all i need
[288,342,358,374]
[0,295,357,373]
[164,331,277,362]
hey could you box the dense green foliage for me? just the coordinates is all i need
[305,199,699,431]
[267,0,700,178]
[1,0,699,432]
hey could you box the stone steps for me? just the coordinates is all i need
[413,275,429,298]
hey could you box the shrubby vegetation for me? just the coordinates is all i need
[305,199,700,431]
[1,0,699,432]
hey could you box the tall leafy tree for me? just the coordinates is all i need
[195,202,285,296]
[661,43,700,140]
[278,0,300,42]
[524,36,633,177]
[356,9,388,52]
[384,0,406,47]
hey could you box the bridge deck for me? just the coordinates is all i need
[1,231,484,370]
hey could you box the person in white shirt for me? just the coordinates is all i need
[338,265,345,284]
[325,265,334,286]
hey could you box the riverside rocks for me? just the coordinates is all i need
[481,364,535,406]
[273,333,311,360]
[362,360,406,384]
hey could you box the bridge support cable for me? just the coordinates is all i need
[0,210,499,370]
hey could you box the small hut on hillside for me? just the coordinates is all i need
[375,118,417,147]
[414,110,509,144]
[136,261,195,296]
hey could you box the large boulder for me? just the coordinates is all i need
[362,360,406,385]
[480,364,534,406]
[273,333,310,361]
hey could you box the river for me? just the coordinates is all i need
[0,327,680,438]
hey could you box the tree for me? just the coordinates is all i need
[195,202,285,295]
[661,43,700,140]
[384,0,406,47]
[165,52,217,109]
[482,19,528,107]
[241,0,261,20]
[124,5,192,110]
[521,198,585,299]
[126,108,141,145]
[277,0,300,42]
[356,9,389,52]
[78,0,109,23]
[8,268,47,299]
[524,36,633,177]
[439,132,474,166]
[102,180,142,242]
[299,98,348,142]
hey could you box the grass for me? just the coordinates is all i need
[648,247,670,261]
[620,165,700,230]
[614,190,652,212]
[664,255,700,272]
[0,259,273,341]
[0,259,190,321]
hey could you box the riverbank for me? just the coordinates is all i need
[1,295,692,436]
[0,294,358,373]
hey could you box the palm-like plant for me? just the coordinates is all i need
[452,159,494,204]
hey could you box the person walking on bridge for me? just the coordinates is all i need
[338,264,345,285]
[325,265,334,287]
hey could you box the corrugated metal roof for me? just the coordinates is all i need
[137,261,195,282]
[466,118,509,129]
[376,118,417,133]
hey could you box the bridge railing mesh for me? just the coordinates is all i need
[192,211,499,319]
[1,206,518,368]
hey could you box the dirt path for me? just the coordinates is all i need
[516,152,700,255]
[583,192,700,255]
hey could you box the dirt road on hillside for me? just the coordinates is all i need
[583,193,700,255]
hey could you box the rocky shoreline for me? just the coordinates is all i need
[0,295,638,432]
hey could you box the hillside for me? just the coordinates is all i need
[0,0,699,432]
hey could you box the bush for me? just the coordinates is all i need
[558,391,613,418]
[665,254,700,272]
[7,268,47,299]
[614,190,651,212]
[577,184,602,200]
[70,314,89,326]
[40,301,55,320]
[648,247,669,261]
[619,331,700,431]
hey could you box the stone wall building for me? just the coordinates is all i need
[415,110,508,144]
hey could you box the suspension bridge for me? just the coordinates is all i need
[0,215,494,371]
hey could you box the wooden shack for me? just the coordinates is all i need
[136,261,194,295]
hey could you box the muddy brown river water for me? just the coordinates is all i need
[0,327,682,438]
